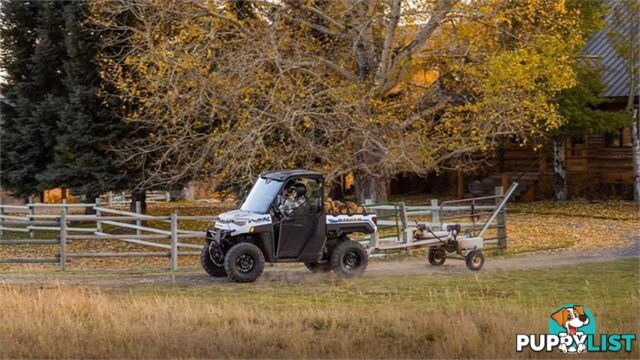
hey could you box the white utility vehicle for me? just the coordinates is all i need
[201,169,517,282]
[202,170,376,282]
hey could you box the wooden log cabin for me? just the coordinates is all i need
[480,4,636,201]
[391,4,637,201]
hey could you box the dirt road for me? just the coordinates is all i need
[0,243,637,286]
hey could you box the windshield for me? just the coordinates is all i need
[240,177,283,213]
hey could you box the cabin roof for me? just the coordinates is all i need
[582,2,639,98]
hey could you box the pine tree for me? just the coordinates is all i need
[1,0,33,199]
[1,1,139,206]
[38,2,125,202]
[0,1,67,200]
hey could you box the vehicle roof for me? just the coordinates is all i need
[261,169,325,181]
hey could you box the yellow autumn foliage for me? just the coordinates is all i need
[90,0,598,197]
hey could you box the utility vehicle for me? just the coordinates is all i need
[201,170,377,282]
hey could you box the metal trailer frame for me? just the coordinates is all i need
[368,182,519,271]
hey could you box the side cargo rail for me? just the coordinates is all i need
[362,185,515,253]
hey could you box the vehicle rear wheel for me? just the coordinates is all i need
[330,240,368,278]
[465,250,484,271]
[427,248,446,266]
[304,261,331,273]
[200,244,227,277]
[224,242,265,282]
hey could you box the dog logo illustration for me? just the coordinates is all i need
[549,304,595,354]
[517,304,635,354]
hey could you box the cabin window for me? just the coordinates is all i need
[571,136,585,145]
[604,127,632,148]
[569,136,585,156]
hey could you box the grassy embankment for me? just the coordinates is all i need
[0,258,637,358]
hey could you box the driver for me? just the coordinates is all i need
[277,183,307,216]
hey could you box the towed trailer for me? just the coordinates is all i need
[367,182,519,271]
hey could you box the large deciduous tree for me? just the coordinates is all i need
[93,0,591,202]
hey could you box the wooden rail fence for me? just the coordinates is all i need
[0,199,216,270]
[1,186,511,268]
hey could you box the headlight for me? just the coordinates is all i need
[232,219,248,226]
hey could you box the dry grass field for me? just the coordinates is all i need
[0,200,637,358]
[0,258,638,359]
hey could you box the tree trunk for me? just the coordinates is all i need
[328,176,344,200]
[632,107,640,202]
[552,137,568,201]
[169,188,183,201]
[355,173,389,204]
[625,4,639,202]
[130,189,147,214]
[183,183,195,201]
[83,192,100,215]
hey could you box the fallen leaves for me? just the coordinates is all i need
[0,200,637,270]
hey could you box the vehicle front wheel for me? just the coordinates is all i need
[330,240,368,278]
[224,242,265,282]
[427,248,446,266]
[200,244,227,277]
[304,260,331,273]
[465,250,484,271]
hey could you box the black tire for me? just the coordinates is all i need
[465,250,485,271]
[200,244,227,277]
[427,248,447,266]
[304,261,331,273]
[330,240,368,278]
[224,242,265,282]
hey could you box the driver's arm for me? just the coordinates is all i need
[277,197,291,216]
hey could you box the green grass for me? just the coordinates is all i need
[1,258,637,358]
[7,257,636,310]
[120,258,637,305]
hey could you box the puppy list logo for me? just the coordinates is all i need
[516,304,636,354]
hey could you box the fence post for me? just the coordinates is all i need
[165,191,170,202]
[170,210,178,271]
[108,192,113,207]
[495,186,507,250]
[59,210,67,271]
[28,198,34,238]
[430,199,440,230]
[135,201,142,237]
[95,197,102,233]
[399,202,412,255]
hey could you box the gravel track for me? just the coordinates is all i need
[0,242,637,286]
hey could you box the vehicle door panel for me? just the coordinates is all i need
[277,204,314,258]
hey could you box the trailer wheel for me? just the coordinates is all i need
[200,244,227,277]
[304,261,331,273]
[427,248,447,266]
[224,242,265,282]
[330,240,368,278]
[465,250,484,271]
